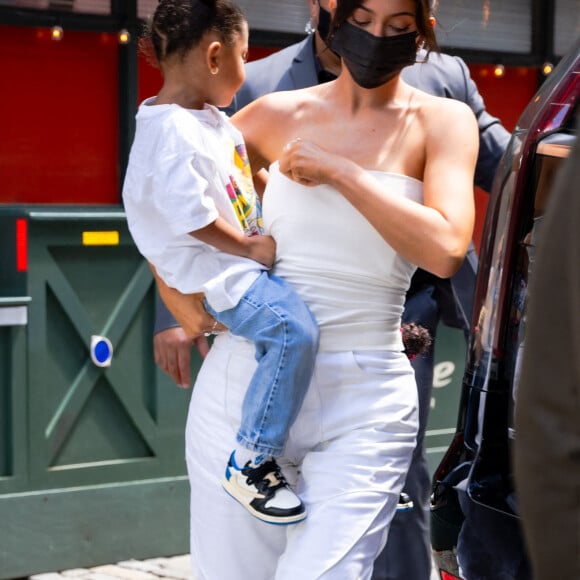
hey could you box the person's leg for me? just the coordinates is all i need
[205,273,318,524]
[277,350,419,580]
[372,286,439,580]
[207,272,319,455]
[186,334,287,580]
[456,491,532,580]
[372,350,434,579]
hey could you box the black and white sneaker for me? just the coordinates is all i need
[396,492,414,511]
[222,451,306,525]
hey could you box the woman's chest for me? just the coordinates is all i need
[296,112,427,179]
[262,166,423,278]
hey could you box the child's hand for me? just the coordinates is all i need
[247,234,276,268]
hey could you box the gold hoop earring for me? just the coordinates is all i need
[211,67,219,75]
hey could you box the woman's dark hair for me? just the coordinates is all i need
[330,0,439,54]
[141,0,246,66]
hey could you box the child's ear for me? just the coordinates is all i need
[207,40,222,75]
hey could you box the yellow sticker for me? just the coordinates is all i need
[82,231,120,246]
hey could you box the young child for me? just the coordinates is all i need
[122,0,319,525]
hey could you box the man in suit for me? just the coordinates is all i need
[152,1,510,578]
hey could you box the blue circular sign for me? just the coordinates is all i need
[90,335,113,367]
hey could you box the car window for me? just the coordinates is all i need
[507,132,577,440]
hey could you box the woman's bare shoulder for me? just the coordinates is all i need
[231,86,322,163]
[231,86,322,170]
[235,85,319,120]
[417,89,476,125]
[411,88,478,145]
[412,87,474,118]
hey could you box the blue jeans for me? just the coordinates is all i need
[204,271,319,457]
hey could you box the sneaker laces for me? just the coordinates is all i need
[242,460,288,494]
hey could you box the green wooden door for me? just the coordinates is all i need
[0,207,199,578]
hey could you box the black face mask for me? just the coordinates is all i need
[330,23,418,89]
[316,4,333,47]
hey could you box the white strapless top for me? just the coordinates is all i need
[263,162,424,351]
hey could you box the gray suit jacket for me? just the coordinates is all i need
[155,35,511,334]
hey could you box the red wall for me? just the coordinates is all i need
[0,29,538,219]
[136,47,286,101]
[0,25,119,204]
[138,51,162,104]
[467,64,538,251]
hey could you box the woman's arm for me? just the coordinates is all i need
[149,263,225,339]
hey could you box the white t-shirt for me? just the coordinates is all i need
[122,99,262,312]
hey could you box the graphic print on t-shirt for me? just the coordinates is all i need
[225,141,264,236]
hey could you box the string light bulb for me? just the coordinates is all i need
[542,62,554,76]
[118,28,131,44]
[51,25,63,41]
[493,63,506,78]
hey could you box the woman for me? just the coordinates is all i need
[160,0,478,577]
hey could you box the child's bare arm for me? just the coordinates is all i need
[190,217,276,268]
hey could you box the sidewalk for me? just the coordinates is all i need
[28,553,440,580]
[28,556,196,580]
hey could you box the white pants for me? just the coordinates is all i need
[186,334,418,580]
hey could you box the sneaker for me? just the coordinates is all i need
[222,451,306,525]
[397,492,414,511]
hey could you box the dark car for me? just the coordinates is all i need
[430,37,580,580]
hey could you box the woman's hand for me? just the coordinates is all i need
[279,138,343,187]
[149,263,227,338]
